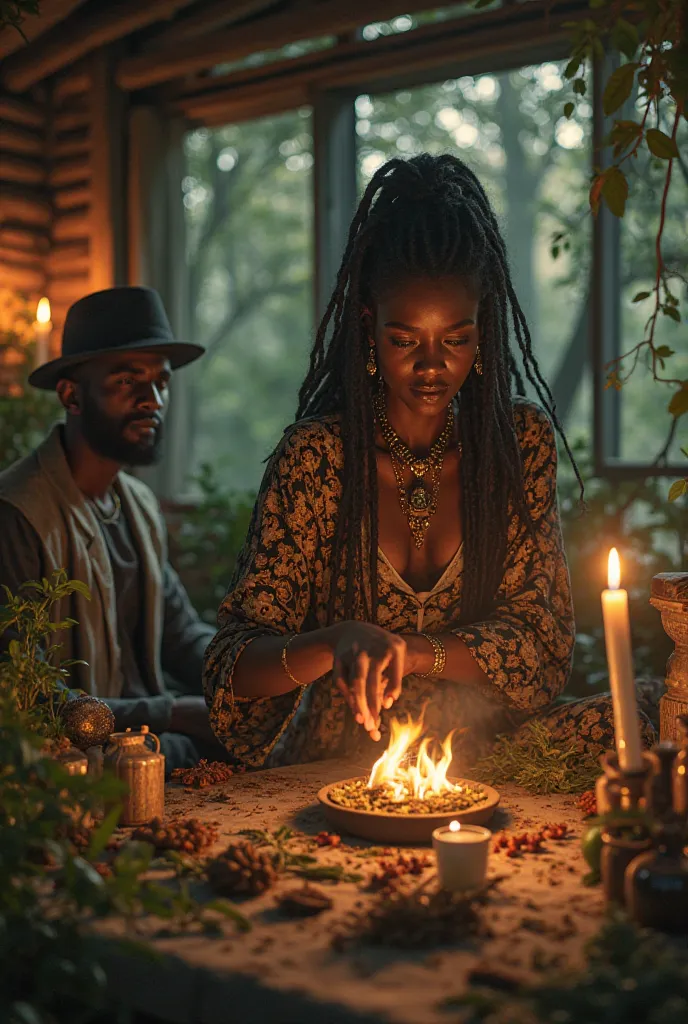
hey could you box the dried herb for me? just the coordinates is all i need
[328,778,487,815]
[294,864,363,884]
[471,721,600,795]
[578,789,597,817]
[315,831,341,847]
[367,852,432,891]
[170,759,241,788]
[130,817,219,855]
[493,823,569,858]
[336,875,501,949]
[237,827,362,884]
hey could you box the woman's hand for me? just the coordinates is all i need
[328,622,407,741]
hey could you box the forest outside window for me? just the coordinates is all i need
[355,61,593,447]
[182,109,314,494]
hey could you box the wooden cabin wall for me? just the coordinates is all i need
[1,49,124,354]
[0,92,50,316]
[47,62,92,341]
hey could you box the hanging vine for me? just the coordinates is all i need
[563,0,687,495]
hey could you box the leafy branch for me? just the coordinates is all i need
[237,827,363,883]
[558,0,687,496]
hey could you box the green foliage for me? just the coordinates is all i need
[471,720,601,795]
[0,0,39,36]
[449,915,688,1022]
[174,462,254,622]
[0,571,90,735]
[0,384,58,472]
[0,290,59,472]
[559,0,688,475]
[558,437,685,692]
[0,571,248,1024]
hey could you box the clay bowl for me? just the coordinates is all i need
[317,776,500,845]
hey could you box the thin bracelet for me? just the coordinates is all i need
[417,633,447,678]
[281,633,302,687]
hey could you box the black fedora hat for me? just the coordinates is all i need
[29,286,205,391]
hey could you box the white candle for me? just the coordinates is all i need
[432,820,491,892]
[34,297,52,368]
[601,548,643,773]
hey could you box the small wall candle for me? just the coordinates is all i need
[34,297,52,368]
[432,820,491,892]
[601,547,644,773]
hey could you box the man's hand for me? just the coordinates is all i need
[169,696,216,744]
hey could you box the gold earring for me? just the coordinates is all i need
[366,347,377,377]
[474,347,483,376]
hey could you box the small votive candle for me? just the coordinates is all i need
[432,819,491,892]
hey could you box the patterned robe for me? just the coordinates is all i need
[203,400,651,770]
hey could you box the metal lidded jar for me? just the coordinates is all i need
[103,725,165,826]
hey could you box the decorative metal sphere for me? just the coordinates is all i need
[59,695,115,749]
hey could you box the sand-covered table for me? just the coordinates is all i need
[96,758,603,1024]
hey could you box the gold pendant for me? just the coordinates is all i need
[408,484,432,514]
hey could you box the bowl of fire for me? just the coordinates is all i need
[317,776,500,844]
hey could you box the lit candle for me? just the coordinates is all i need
[601,548,643,773]
[432,819,491,892]
[34,297,51,368]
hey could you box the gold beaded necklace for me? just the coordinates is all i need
[373,392,459,549]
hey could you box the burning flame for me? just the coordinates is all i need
[608,547,621,590]
[36,297,51,324]
[367,712,462,802]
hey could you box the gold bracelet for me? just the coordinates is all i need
[281,634,302,687]
[418,633,446,678]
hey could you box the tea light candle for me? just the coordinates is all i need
[432,819,491,892]
[601,547,644,773]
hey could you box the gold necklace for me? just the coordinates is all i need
[90,491,121,526]
[374,392,459,548]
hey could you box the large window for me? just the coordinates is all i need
[355,62,592,443]
[615,115,688,465]
[183,109,314,492]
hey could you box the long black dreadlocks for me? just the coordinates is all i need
[296,153,582,628]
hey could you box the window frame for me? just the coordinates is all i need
[313,41,684,478]
[175,26,684,497]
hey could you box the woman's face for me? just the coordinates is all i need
[369,275,480,418]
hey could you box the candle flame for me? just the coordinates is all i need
[449,820,460,832]
[36,297,51,324]
[608,547,621,590]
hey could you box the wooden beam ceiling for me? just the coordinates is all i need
[169,0,575,120]
[149,0,283,48]
[0,0,88,61]
[0,0,201,93]
[117,0,467,90]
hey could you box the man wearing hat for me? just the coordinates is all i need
[0,286,225,772]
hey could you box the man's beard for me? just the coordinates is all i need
[80,392,165,467]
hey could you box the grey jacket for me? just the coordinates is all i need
[0,425,214,732]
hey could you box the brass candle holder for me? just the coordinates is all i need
[596,751,654,907]
[650,572,688,742]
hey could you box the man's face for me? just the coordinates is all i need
[62,351,172,466]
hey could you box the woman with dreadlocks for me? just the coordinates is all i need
[203,153,654,769]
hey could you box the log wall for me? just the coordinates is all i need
[45,62,93,339]
[0,94,49,310]
[0,58,112,356]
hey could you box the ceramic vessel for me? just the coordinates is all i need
[601,830,651,906]
[317,776,499,844]
[103,725,165,826]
